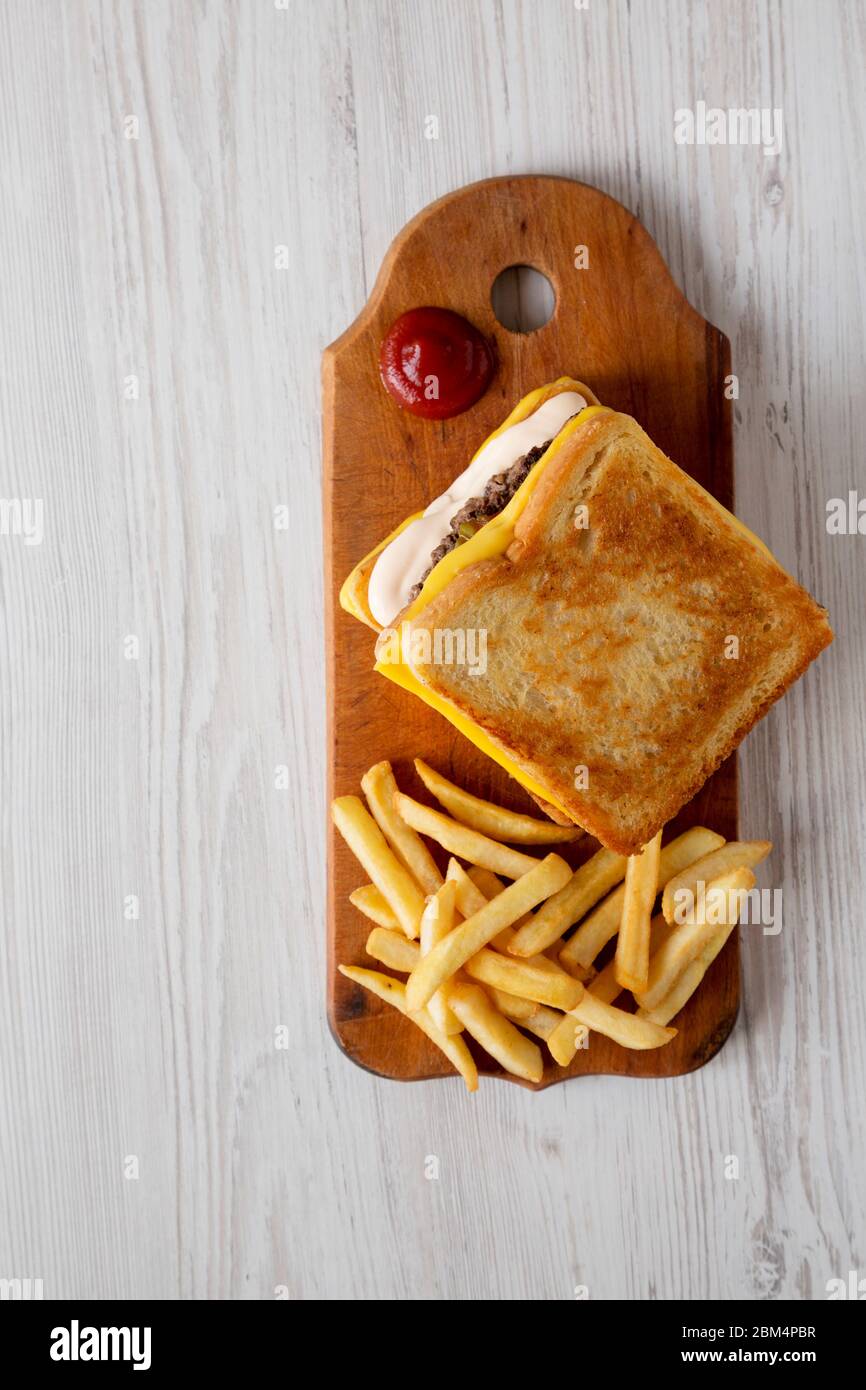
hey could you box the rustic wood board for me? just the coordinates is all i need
[323,174,737,1088]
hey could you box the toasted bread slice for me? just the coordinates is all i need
[525,789,576,826]
[406,411,832,854]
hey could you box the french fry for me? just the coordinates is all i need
[414,758,581,844]
[558,956,597,983]
[637,918,737,1025]
[594,915,673,1004]
[615,831,662,993]
[362,761,444,895]
[559,827,726,974]
[547,1015,590,1065]
[447,863,567,965]
[339,965,478,1092]
[547,914,673,1065]
[548,973,679,1064]
[405,854,572,1012]
[332,796,425,938]
[466,865,506,899]
[365,927,420,973]
[485,987,540,1022]
[420,882,462,1036]
[636,867,755,1012]
[449,865,534,940]
[364,925,576,1026]
[461,864,534,942]
[661,840,772,925]
[493,926,566,974]
[394,792,541,879]
[507,847,628,956]
[463,945,582,1010]
[339,963,406,1009]
[446,981,543,1083]
[407,1005,478,1092]
[350,884,401,931]
[366,923,575,1028]
[484,987,565,1047]
[448,859,523,948]
[446,859,490,918]
[504,1002,564,1042]
[564,992,676,1051]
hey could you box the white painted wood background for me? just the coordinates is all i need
[0,0,863,1302]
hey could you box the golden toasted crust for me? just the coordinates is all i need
[525,789,581,828]
[407,412,833,854]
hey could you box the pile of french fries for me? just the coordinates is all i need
[334,759,771,1092]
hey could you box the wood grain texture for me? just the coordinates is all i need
[325,173,739,1085]
[0,0,863,1300]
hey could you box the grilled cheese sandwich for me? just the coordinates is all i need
[340,381,832,851]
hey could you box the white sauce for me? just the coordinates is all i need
[367,391,586,627]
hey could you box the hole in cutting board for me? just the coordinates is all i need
[491,265,556,333]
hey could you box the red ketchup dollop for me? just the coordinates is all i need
[379,307,496,420]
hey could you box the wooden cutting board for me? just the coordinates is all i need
[323,175,737,1089]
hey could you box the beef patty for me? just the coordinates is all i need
[408,437,555,602]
